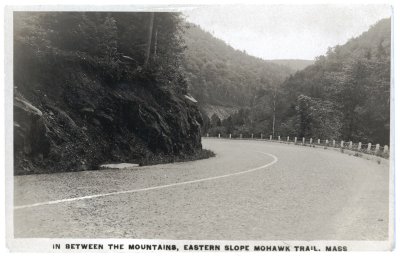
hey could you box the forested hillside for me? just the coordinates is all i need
[208,18,391,145]
[14,12,206,174]
[183,23,294,111]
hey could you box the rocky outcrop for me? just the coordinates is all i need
[13,69,203,175]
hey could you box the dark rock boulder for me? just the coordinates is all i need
[14,96,50,156]
[14,96,51,174]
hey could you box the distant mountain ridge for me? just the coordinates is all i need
[267,59,314,71]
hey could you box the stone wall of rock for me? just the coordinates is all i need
[13,68,203,175]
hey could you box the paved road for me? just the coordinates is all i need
[14,138,389,240]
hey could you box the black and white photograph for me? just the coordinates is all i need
[3,1,398,254]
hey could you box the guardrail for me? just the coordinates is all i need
[205,133,389,159]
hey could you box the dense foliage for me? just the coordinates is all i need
[207,19,391,145]
[14,12,188,93]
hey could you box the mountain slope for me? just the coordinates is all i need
[278,18,391,144]
[183,23,294,115]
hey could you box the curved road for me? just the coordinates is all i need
[14,138,389,240]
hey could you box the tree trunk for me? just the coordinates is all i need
[144,12,154,67]
[272,88,277,138]
[153,28,158,61]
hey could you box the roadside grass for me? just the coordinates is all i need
[375,150,389,159]
[139,149,216,166]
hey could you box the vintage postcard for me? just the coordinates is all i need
[3,1,396,254]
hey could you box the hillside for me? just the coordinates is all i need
[182,23,294,118]
[208,18,391,145]
[13,12,206,175]
[279,18,391,144]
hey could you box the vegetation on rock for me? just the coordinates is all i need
[14,12,205,174]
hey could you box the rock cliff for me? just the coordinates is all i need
[13,12,204,175]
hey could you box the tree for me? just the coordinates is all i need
[295,95,342,139]
[144,12,154,67]
[210,114,222,127]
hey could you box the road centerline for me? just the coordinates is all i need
[14,151,278,210]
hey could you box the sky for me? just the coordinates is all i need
[183,5,391,60]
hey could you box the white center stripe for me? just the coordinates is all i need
[14,151,278,210]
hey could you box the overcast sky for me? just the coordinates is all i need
[183,5,391,60]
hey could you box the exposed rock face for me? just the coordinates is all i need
[13,69,203,175]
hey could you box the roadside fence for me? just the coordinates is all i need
[205,133,389,159]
